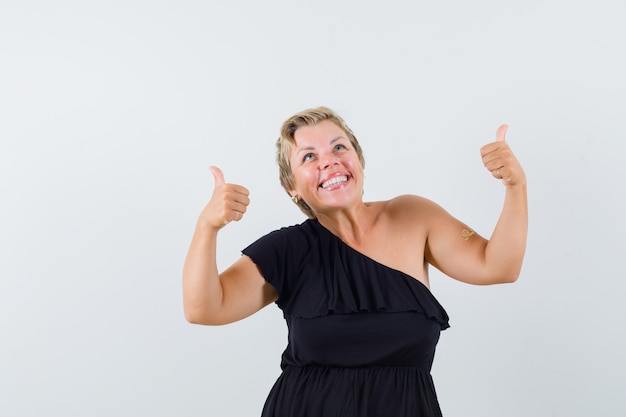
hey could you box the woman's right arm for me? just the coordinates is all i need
[182,166,277,325]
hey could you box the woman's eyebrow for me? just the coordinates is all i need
[295,145,315,156]
[329,136,346,145]
[295,136,346,156]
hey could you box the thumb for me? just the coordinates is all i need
[209,165,226,188]
[496,124,508,142]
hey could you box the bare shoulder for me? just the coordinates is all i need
[385,194,444,218]
[374,195,456,237]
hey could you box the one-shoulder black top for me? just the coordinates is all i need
[242,219,450,417]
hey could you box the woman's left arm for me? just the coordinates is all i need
[480,124,528,282]
[425,125,528,285]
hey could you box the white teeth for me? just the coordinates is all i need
[321,176,348,189]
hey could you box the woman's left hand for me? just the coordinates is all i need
[480,124,526,187]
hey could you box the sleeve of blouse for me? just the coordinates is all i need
[241,224,309,304]
[242,230,282,293]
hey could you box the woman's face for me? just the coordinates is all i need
[289,120,364,214]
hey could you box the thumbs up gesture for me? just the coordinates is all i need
[199,166,250,230]
[480,125,526,187]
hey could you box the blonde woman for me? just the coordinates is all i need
[183,107,527,416]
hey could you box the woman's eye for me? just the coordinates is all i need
[334,144,347,151]
[303,153,315,162]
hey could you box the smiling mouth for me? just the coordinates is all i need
[320,175,349,189]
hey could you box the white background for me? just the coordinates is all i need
[1,1,625,416]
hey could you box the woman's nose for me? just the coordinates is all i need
[319,155,339,169]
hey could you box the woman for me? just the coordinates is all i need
[183,107,527,416]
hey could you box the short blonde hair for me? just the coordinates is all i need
[276,106,365,218]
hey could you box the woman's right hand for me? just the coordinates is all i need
[198,166,250,230]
